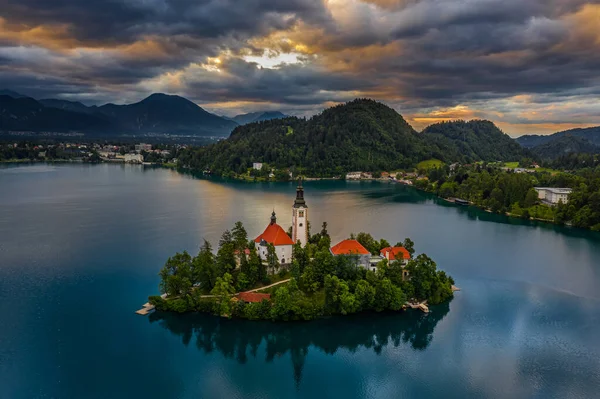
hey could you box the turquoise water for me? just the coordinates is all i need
[1,164,599,398]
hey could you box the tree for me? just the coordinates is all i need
[216,230,236,276]
[523,188,539,208]
[354,279,375,310]
[192,240,217,291]
[403,238,415,256]
[266,243,278,274]
[159,251,193,297]
[211,273,236,317]
[231,221,248,251]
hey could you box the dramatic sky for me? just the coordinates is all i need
[1,0,599,136]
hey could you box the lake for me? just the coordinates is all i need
[1,163,599,399]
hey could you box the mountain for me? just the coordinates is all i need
[530,135,600,159]
[516,126,600,148]
[420,120,525,162]
[0,89,27,98]
[95,93,238,136]
[0,95,112,132]
[232,111,287,125]
[177,99,521,176]
[0,90,238,137]
[40,98,97,115]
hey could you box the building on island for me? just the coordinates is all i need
[330,239,371,269]
[234,292,271,303]
[253,162,263,170]
[254,177,309,265]
[346,172,362,180]
[381,246,411,279]
[380,246,411,265]
[292,177,308,247]
[255,211,294,265]
[534,187,572,205]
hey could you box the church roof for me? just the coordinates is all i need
[330,239,370,255]
[380,246,410,260]
[255,222,294,246]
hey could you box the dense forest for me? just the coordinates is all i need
[149,222,454,320]
[530,135,599,160]
[421,120,524,162]
[176,99,525,177]
[419,164,600,231]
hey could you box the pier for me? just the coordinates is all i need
[135,293,166,315]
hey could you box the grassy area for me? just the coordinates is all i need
[503,161,519,168]
[417,159,444,170]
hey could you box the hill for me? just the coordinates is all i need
[420,120,525,162]
[232,111,287,125]
[530,135,600,159]
[177,99,523,176]
[0,95,112,132]
[517,126,600,148]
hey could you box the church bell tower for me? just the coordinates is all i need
[292,177,308,247]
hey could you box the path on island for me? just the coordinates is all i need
[198,278,292,298]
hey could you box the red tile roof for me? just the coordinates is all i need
[237,292,271,303]
[380,246,410,261]
[330,239,370,255]
[254,223,294,246]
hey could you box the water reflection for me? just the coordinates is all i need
[149,305,450,386]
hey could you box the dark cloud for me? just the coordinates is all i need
[0,0,331,45]
[0,0,599,134]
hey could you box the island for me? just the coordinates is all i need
[147,179,455,320]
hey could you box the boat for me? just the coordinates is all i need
[454,198,469,206]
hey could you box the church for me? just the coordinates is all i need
[254,178,308,265]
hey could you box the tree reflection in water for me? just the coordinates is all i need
[149,304,450,387]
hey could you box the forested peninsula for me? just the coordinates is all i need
[149,222,455,321]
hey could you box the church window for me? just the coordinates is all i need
[299,210,304,217]
[299,223,303,227]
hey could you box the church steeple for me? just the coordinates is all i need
[270,210,277,225]
[293,177,307,208]
[292,177,308,247]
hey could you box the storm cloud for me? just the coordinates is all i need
[0,0,599,135]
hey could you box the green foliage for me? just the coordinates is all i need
[211,273,236,317]
[158,251,193,297]
[405,255,453,305]
[176,100,524,178]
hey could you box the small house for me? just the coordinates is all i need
[330,239,370,268]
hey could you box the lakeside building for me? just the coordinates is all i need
[124,153,143,164]
[330,239,371,268]
[346,172,362,180]
[135,143,152,152]
[535,187,572,205]
[253,162,263,170]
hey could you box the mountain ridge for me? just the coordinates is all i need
[0,90,237,137]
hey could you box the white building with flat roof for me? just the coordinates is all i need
[535,187,572,205]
